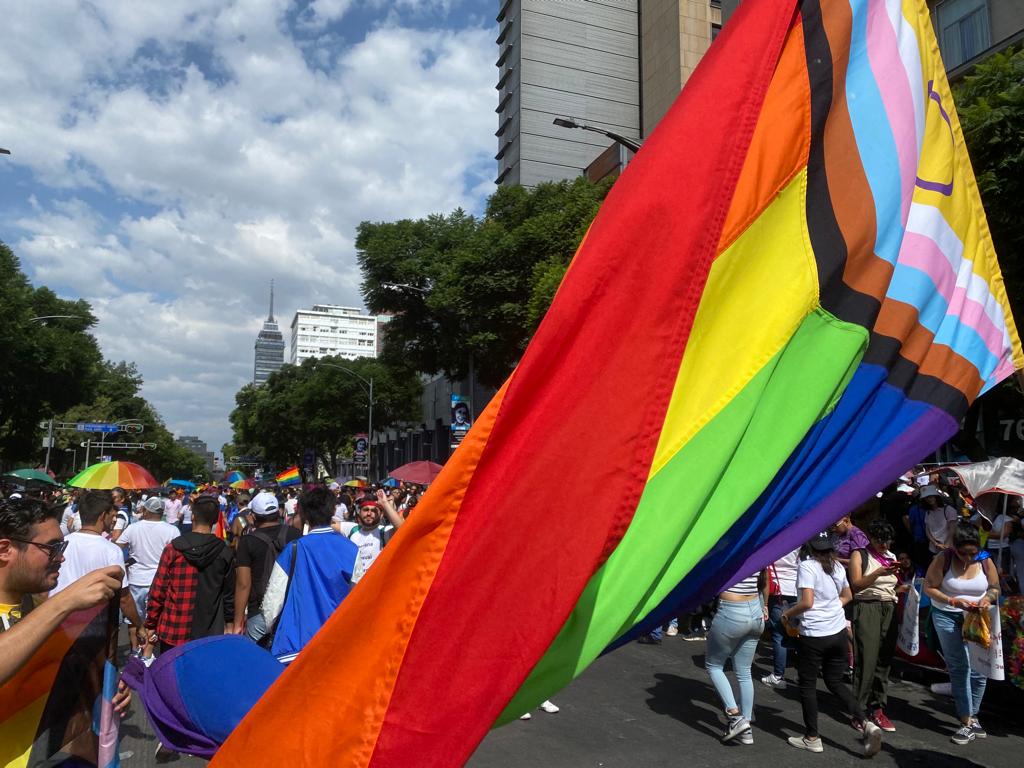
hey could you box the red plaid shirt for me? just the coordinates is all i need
[145,544,198,647]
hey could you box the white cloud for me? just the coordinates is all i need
[0,1,497,454]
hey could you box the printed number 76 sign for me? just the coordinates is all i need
[999,419,1024,442]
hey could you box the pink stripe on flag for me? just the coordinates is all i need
[899,231,1008,360]
[866,0,918,224]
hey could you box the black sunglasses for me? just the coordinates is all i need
[8,538,68,562]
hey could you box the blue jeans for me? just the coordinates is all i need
[128,584,150,622]
[705,599,764,720]
[931,608,987,720]
[767,595,795,677]
[246,612,270,643]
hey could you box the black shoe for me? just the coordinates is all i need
[637,635,662,645]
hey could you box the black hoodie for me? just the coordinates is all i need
[172,532,235,640]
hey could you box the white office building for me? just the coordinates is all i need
[290,305,378,364]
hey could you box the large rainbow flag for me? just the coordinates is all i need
[214,0,1022,764]
[1,600,120,767]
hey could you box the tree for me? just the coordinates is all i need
[357,176,613,387]
[229,356,421,477]
[0,241,104,466]
[52,360,207,481]
[956,44,1024,318]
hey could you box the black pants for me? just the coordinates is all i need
[797,629,867,738]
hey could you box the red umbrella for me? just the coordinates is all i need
[387,461,444,485]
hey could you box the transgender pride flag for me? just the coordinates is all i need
[213,0,1020,765]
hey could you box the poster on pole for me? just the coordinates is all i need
[354,433,368,463]
[450,394,472,448]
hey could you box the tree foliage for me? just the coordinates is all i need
[52,360,208,481]
[229,356,421,477]
[956,44,1024,318]
[0,241,104,465]
[356,176,614,387]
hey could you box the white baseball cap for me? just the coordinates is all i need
[141,497,166,515]
[251,491,280,517]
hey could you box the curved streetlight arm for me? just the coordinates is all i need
[552,117,642,154]
[315,362,375,479]
[316,362,373,401]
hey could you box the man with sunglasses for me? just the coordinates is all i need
[0,495,125,688]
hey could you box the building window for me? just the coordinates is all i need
[935,0,991,69]
[711,22,721,41]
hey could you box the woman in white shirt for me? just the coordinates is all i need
[923,521,999,746]
[782,532,882,757]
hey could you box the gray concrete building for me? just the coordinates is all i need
[253,281,285,385]
[495,0,642,187]
[929,0,1024,77]
[174,435,216,474]
[495,1,724,187]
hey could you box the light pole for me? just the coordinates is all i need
[316,363,375,479]
[552,117,642,153]
[65,447,77,474]
[382,280,477,427]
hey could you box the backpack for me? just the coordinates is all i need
[250,525,291,605]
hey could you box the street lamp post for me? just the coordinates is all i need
[552,117,642,153]
[65,447,77,474]
[316,363,375,479]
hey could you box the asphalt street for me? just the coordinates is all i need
[116,634,1022,767]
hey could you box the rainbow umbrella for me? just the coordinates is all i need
[222,471,246,485]
[231,478,257,490]
[342,479,367,488]
[67,461,158,490]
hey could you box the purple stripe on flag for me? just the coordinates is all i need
[716,405,956,588]
[915,80,954,196]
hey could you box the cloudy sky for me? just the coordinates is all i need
[0,0,498,456]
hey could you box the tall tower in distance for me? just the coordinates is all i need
[253,280,285,385]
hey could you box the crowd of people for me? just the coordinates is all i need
[0,477,424,761]
[698,468,1022,755]
[2,465,1022,761]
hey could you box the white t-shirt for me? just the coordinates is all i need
[165,498,182,525]
[112,505,131,532]
[59,507,81,537]
[51,532,126,594]
[926,505,959,552]
[118,520,179,587]
[342,524,394,583]
[796,559,849,637]
[986,514,1013,549]
[773,549,801,597]
[284,498,298,517]
[332,502,349,524]
[181,504,192,524]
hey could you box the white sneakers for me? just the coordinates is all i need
[520,700,560,719]
[760,673,787,690]
[787,735,824,753]
[786,722,882,758]
[862,721,883,757]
